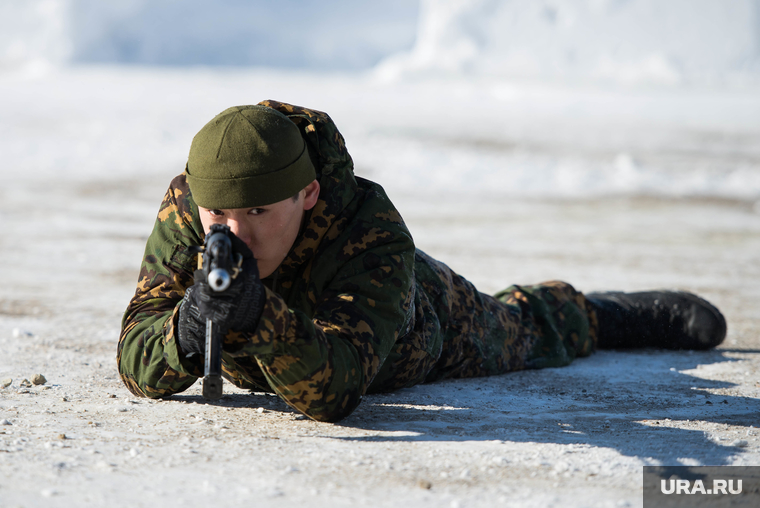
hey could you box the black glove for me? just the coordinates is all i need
[177,232,266,360]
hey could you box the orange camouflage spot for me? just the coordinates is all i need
[157,200,187,230]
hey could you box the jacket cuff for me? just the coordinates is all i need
[164,304,204,377]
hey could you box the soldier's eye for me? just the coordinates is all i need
[209,209,224,217]
[249,208,266,216]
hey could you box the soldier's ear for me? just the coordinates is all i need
[302,180,320,211]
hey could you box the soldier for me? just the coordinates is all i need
[118,101,727,422]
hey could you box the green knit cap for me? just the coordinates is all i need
[186,105,316,209]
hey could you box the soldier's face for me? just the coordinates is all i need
[198,180,320,279]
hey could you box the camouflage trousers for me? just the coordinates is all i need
[415,251,599,383]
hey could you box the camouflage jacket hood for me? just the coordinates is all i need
[259,100,361,282]
[118,101,419,422]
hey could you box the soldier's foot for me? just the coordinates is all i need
[586,290,727,350]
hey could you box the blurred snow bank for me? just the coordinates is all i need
[376,0,760,88]
[359,136,760,201]
[6,0,760,89]
[0,0,417,73]
[0,0,70,76]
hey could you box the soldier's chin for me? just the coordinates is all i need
[258,261,277,280]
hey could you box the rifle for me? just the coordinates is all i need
[197,223,242,400]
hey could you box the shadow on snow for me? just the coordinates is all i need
[172,349,760,466]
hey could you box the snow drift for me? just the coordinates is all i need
[5,0,760,88]
[0,0,418,73]
[376,0,760,88]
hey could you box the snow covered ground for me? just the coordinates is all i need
[2,1,760,506]
[1,65,759,508]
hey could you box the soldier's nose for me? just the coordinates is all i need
[227,222,252,248]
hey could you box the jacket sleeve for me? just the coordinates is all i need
[117,176,205,398]
[222,212,416,423]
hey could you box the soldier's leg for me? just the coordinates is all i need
[416,251,725,385]
[491,281,598,369]
[416,250,597,381]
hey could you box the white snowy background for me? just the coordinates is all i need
[3,0,760,292]
[2,0,760,202]
[2,2,760,507]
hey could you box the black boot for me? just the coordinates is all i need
[586,291,726,350]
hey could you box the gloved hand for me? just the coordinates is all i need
[177,232,266,360]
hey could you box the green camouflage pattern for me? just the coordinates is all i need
[118,100,598,422]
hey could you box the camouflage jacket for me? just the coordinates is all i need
[118,101,441,422]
